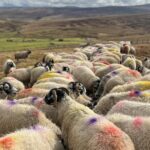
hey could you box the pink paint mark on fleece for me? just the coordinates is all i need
[104,125,122,137]
[0,137,13,149]
[32,110,39,117]
[133,117,143,128]
[128,69,140,78]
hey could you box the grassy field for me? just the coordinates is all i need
[0,37,85,52]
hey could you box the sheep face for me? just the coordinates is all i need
[27,50,31,54]
[0,82,18,95]
[68,82,86,96]
[44,88,69,105]
[45,60,54,70]
[62,66,70,73]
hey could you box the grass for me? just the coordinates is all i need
[0,37,85,52]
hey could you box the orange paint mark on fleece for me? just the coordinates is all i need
[104,125,122,137]
[22,88,32,94]
[0,137,13,149]
[99,60,110,65]
[128,69,140,78]
[133,117,143,128]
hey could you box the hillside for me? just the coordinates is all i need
[0,5,150,21]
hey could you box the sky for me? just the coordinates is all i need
[0,0,150,7]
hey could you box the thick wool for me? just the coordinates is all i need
[8,67,32,86]
[30,66,48,86]
[110,81,150,93]
[95,64,125,79]
[51,95,134,150]
[33,82,67,90]
[0,77,25,91]
[16,97,58,124]
[101,68,141,96]
[108,100,150,117]
[0,101,60,136]
[15,88,48,99]
[35,77,73,85]
[122,57,136,70]
[72,66,99,90]
[107,113,150,150]
[94,91,150,115]
[0,125,64,150]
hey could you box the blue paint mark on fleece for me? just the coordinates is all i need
[31,97,38,104]
[7,100,16,106]
[88,117,97,125]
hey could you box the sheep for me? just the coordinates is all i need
[107,113,150,150]
[15,88,48,99]
[120,44,130,54]
[44,88,135,150]
[94,90,150,115]
[143,57,150,69]
[8,67,32,87]
[37,71,73,81]
[0,77,25,92]
[30,66,50,87]
[0,82,18,99]
[0,125,64,150]
[68,82,92,107]
[0,100,61,137]
[95,64,125,79]
[110,81,150,93]
[35,77,73,85]
[3,59,16,75]
[72,66,100,98]
[95,68,141,98]
[108,100,150,117]
[33,82,67,90]
[14,50,31,62]
[122,57,136,70]
[100,68,141,96]
[15,97,58,125]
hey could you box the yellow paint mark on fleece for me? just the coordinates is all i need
[38,72,63,80]
[137,81,150,91]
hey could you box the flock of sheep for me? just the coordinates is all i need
[0,41,150,150]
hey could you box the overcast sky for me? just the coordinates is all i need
[0,0,150,7]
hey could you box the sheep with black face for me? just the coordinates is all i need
[44,88,135,150]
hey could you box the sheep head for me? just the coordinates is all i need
[0,82,18,95]
[44,88,69,106]
[68,82,86,96]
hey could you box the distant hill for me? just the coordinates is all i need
[0,4,149,20]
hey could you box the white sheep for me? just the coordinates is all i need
[72,66,100,96]
[3,59,16,75]
[108,100,150,117]
[15,88,48,99]
[44,88,135,150]
[0,77,25,92]
[94,90,150,115]
[107,113,150,150]
[0,125,64,150]
[110,81,150,93]
[0,100,60,137]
